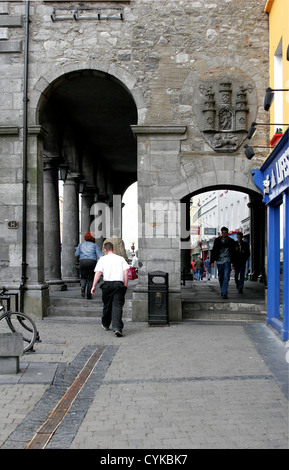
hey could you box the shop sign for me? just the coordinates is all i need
[204,227,216,235]
[252,130,289,204]
[262,146,289,196]
[191,226,200,235]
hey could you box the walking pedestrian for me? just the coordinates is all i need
[234,232,250,293]
[91,241,129,337]
[195,256,204,281]
[75,232,102,299]
[102,234,129,262]
[191,258,196,280]
[210,227,236,299]
[204,255,211,281]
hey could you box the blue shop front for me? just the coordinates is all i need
[252,128,289,340]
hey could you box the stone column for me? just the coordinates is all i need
[43,156,66,290]
[24,126,50,319]
[80,186,96,235]
[62,173,80,284]
[131,125,187,322]
[180,196,192,279]
[112,194,123,238]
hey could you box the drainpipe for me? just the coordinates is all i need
[20,0,30,312]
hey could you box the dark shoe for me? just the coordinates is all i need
[87,295,92,300]
[114,330,123,337]
[81,288,85,298]
[222,294,228,299]
[238,289,243,293]
[102,325,109,331]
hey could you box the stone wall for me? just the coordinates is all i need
[1,1,269,125]
[0,0,269,319]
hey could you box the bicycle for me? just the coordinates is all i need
[0,288,38,353]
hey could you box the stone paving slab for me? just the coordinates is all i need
[0,317,288,450]
[0,362,60,385]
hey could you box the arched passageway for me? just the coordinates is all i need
[180,185,266,314]
[38,69,138,288]
[181,185,266,282]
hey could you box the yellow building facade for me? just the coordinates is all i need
[265,0,289,137]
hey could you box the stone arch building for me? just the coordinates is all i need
[0,1,269,319]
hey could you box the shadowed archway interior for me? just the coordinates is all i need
[39,69,138,195]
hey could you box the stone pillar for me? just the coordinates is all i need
[80,186,96,235]
[131,125,187,322]
[180,196,192,277]
[43,156,66,290]
[113,194,123,238]
[62,173,80,284]
[24,126,50,319]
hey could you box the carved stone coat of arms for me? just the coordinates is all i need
[195,78,256,153]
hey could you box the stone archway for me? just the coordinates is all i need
[30,60,147,127]
[171,154,265,283]
[170,154,262,201]
[179,185,265,285]
[27,64,141,313]
[130,125,265,322]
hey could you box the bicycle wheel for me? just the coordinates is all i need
[4,312,37,353]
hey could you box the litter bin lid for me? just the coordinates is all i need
[148,271,168,285]
[149,271,167,276]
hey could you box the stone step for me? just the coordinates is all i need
[182,310,266,322]
[182,301,266,313]
[47,299,132,318]
[182,299,266,321]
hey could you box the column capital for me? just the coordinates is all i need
[28,125,48,138]
[81,185,99,196]
[43,155,60,171]
[66,172,81,181]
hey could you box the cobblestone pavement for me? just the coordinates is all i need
[0,308,288,450]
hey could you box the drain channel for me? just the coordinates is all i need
[26,346,106,449]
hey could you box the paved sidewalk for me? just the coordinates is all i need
[0,313,288,449]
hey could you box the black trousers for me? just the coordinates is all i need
[234,262,246,292]
[79,259,96,297]
[101,281,125,331]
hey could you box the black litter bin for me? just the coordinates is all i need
[148,271,169,325]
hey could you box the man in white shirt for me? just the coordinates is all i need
[91,241,129,337]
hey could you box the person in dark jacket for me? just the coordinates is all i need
[210,227,236,299]
[234,232,250,293]
[195,256,204,281]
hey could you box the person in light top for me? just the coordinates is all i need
[91,241,129,337]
